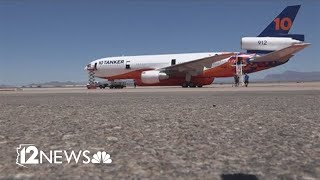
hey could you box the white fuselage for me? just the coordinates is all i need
[90,52,232,78]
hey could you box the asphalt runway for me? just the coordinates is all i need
[0,82,319,179]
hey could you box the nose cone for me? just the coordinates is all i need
[85,61,97,71]
[84,64,91,71]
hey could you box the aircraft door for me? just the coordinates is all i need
[171,59,176,65]
[125,61,131,69]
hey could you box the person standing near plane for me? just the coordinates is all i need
[244,73,249,87]
[234,74,239,87]
[133,80,137,88]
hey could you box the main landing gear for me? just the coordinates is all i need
[182,82,203,88]
[182,73,203,88]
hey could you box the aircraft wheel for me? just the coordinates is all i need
[197,85,203,88]
[182,82,188,88]
[189,82,196,88]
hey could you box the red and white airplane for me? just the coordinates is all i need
[85,5,309,87]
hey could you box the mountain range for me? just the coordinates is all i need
[263,71,320,82]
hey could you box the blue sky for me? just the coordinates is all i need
[0,0,319,85]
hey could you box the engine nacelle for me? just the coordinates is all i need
[241,37,302,51]
[141,70,169,84]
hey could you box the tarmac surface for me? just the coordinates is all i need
[0,82,319,179]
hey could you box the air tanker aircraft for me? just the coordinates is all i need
[85,5,309,87]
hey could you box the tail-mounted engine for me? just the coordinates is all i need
[241,37,303,51]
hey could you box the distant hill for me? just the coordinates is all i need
[22,80,133,88]
[263,71,320,82]
[214,71,320,84]
[2,71,320,88]
[24,81,86,88]
[40,81,80,86]
[0,84,16,88]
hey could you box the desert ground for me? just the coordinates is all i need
[0,82,319,179]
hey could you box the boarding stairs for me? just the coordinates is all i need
[86,64,97,89]
[232,55,246,86]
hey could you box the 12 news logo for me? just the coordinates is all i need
[16,144,112,168]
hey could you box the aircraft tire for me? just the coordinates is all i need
[189,82,196,88]
[182,82,188,88]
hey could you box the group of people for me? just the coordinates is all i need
[234,73,249,87]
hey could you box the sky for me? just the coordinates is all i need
[0,0,319,85]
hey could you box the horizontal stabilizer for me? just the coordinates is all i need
[250,43,310,63]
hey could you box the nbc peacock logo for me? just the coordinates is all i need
[91,151,112,164]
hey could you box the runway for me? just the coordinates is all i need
[2,82,320,94]
[0,82,319,179]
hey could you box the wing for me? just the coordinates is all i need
[250,43,310,63]
[160,53,234,76]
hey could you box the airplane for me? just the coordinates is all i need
[85,5,310,88]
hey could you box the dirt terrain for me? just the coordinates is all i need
[0,85,319,179]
